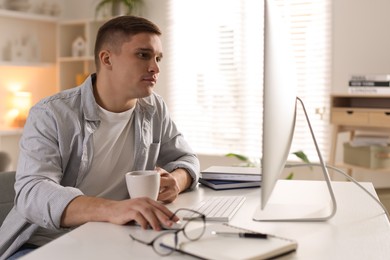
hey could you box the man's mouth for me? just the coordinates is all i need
[143,76,157,84]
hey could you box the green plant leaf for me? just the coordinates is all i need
[95,0,143,16]
[292,150,310,163]
[286,172,294,180]
[225,153,250,162]
[95,0,112,13]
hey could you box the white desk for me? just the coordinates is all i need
[22,180,390,260]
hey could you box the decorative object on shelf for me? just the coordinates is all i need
[11,38,29,62]
[49,2,61,16]
[27,35,40,62]
[4,0,31,12]
[28,1,61,16]
[10,35,40,62]
[2,41,11,61]
[76,73,89,85]
[72,36,86,57]
[95,0,143,17]
[0,42,4,61]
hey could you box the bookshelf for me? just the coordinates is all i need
[0,9,57,66]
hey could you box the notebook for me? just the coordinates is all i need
[161,223,297,260]
[201,166,262,182]
[199,178,261,190]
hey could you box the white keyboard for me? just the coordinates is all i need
[187,196,246,222]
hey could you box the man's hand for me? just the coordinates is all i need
[61,196,178,231]
[155,167,192,203]
[105,197,179,230]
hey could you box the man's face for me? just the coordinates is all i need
[109,32,163,99]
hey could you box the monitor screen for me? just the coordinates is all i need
[260,0,297,210]
[253,0,336,222]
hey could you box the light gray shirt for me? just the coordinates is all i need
[0,74,200,259]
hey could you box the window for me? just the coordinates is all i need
[166,0,331,162]
[277,0,332,161]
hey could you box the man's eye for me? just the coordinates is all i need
[137,52,150,59]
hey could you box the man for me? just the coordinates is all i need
[0,16,199,259]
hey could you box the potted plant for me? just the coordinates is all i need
[95,0,143,17]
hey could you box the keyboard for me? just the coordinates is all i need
[186,196,246,222]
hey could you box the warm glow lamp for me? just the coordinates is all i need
[8,91,32,128]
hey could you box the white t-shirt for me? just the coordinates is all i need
[78,105,136,200]
[29,105,136,245]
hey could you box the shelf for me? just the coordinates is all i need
[58,56,94,62]
[59,18,108,25]
[0,61,56,67]
[0,8,58,22]
[0,128,23,136]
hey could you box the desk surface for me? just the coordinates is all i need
[22,180,390,260]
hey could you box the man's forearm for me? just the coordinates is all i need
[60,195,114,228]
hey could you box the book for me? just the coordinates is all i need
[348,87,390,94]
[201,166,261,182]
[350,74,390,81]
[349,80,390,87]
[161,223,297,260]
[199,178,261,190]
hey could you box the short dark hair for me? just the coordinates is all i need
[94,15,162,71]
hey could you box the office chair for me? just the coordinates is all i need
[0,171,16,226]
[0,151,11,172]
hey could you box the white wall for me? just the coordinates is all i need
[332,0,390,92]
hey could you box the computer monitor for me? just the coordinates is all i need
[252,0,337,222]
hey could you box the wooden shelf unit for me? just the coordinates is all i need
[0,9,57,66]
[330,94,390,173]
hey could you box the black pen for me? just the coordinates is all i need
[211,231,268,239]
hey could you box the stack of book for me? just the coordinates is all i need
[348,74,390,94]
[199,166,261,190]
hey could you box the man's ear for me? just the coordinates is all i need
[100,50,112,68]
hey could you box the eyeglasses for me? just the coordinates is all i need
[129,208,206,256]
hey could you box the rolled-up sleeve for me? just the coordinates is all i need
[14,102,83,230]
[154,97,200,189]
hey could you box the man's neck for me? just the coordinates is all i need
[93,76,137,113]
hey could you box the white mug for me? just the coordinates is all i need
[125,170,160,200]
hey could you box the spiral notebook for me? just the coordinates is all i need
[161,223,297,260]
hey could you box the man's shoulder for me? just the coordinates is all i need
[37,86,83,108]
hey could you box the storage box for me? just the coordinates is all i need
[343,143,390,169]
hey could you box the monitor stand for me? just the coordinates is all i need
[253,97,337,222]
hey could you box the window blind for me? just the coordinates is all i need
[275,0,332,162]
[166,0,331,162]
